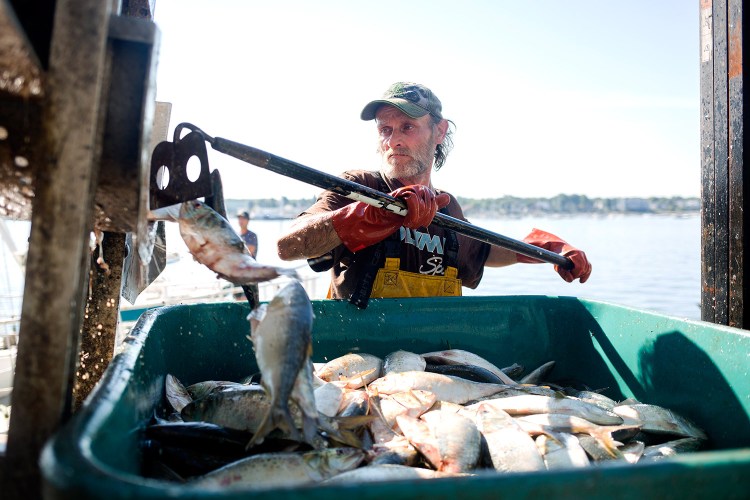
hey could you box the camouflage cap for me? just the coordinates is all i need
[360,82,443,121]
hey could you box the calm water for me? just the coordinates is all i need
[463,215,701,320]
[0,213,702,335]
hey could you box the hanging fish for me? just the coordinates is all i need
[178,200,297,284]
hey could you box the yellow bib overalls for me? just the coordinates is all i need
[330,213,462,307]
[369,257,461,298]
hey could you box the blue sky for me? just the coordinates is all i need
[153,1,699,200]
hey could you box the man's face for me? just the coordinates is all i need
[238,216,248,229]
[375,105,446,180]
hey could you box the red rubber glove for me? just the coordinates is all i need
[331,185,451,252]
[517,228,592,283]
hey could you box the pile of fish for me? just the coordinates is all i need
[140,280,708,491]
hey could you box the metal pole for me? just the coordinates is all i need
[208,136,574,270]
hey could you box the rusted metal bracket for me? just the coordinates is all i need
[149,129,214,209]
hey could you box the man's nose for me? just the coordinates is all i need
[385,129,404,148]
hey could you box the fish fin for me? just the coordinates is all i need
[341,368,377,388]
[316,415,365,448]
[297,408,323,449]
[165,374,192,413]
[327,428,364,449]
[334,414,378,429]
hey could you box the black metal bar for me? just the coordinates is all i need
[713,2,730,326]
[206,135,573,270]
[727,0,744,328]
[700,1,717,323]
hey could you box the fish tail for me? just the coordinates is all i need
[590,425,633,458]
[276,403,302,440]
[246,407,273,449]
[246,402,301,450]
[278,268,300,279]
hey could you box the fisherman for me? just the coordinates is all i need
[277,82,592,307]
[237,210,258,258]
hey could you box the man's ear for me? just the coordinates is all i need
[435,119,449,143]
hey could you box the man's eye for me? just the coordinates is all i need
[403,124,414,131]
[379,127,392,136]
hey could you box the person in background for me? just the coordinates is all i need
[237,210,258,258]
[276,82,591,308]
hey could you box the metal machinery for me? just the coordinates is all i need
[0,1,165,497]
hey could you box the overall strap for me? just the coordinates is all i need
[442,207,459,269]
[350,184,460,309]
[349,172,391,308]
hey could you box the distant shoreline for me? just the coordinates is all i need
[225,195,701,220]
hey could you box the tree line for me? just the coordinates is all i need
[229,194,700,219]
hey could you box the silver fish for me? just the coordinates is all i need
[180,384,275,432]
[476,403,544,472]
[383,350,426,374]
[535,433,590,469]
[421,349,517,385]
[642,437,704,461]
[190,448,364,490]
[186,380,247,401]
[368,371,513,404]
[613,403,707,440]
[324,464,468,484]
[425,363,511,384]
[573,390,619,411]
[247,280,314,447]
[178,200,297,284]
[316,353,383,389]
[398,410,481,473]
[514,413,638,457]
[519,360,556,385]
[467,394,624,426]
[474,403,545,473]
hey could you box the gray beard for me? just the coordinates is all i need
[379,142,435,179]
[380,156,429,179]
